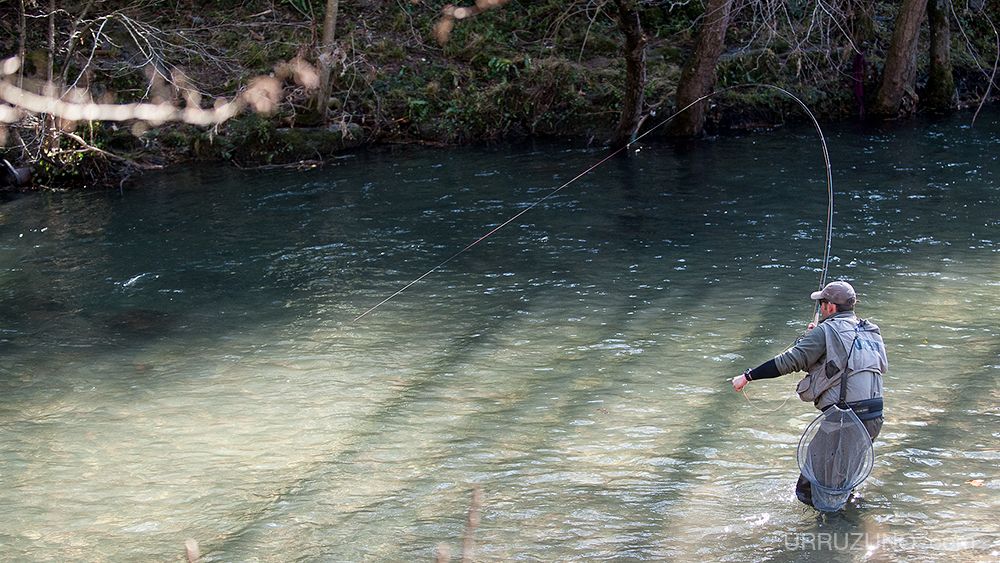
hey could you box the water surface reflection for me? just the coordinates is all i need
[0,111,997,561]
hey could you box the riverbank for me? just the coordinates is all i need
[1,1,998,190]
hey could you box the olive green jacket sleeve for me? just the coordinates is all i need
[773,323,829,375]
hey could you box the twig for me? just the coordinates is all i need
[66,16,111,95]
[394,0,427,48]
[184,538,200,562]
[18,0,26,89]
[58,0,99,87]
[231,159,324,171]
[0,68,287,127]
[950,1,1000,94]
[62,131,158,170]
[47,0,56,83]
[972,16,999,126]
[461,486,482,563]
[578,1,608,64]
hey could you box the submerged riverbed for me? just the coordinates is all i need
[1,110,998,561]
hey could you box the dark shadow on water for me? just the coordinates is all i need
[604,289,806,558]
[204,166,730,556]
[206,295,530,556]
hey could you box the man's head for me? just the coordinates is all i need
[810,280,857,316]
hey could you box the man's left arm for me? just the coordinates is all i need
[732,326,826,391]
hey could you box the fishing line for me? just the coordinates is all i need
[354,83,835,322]
[741,383,792,414]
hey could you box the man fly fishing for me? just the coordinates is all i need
[731,280,887,508]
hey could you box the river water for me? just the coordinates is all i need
[1,110,997,562]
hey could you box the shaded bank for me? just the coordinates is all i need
[1,1,998,189]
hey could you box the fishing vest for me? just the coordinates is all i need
[796,316,887,412]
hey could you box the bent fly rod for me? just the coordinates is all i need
[354,84,835,324]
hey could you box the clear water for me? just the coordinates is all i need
[0,110,997,562]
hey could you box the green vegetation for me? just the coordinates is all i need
[1,0,998,189]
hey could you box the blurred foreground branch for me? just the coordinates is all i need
[434,486,483,563]
[0,56,318,127]
[434,0,512,45]
[0,53,319,188]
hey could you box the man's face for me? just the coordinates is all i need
[819,301,837,319]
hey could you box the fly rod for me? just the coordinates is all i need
[354,84,834,323]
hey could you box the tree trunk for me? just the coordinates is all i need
[609,0,646,147]
[47,0,56,84]
[923,0,955,111]
[316,0,340,122]
[669,0,732,137]
[18,0,26,88]
[872,0,928,118]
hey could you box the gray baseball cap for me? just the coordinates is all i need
[810,281,857,305]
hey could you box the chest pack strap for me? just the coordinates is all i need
[837,321,863,408]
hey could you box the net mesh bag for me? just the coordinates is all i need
[796,405,874,512]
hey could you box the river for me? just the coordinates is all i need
[1,110,997,561]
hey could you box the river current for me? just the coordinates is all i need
[1,110,998,561]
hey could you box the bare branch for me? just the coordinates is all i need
[971,17,999,125]
[461,486,482,563]
[578,1,610,63]
[0,56,316,127]
[62,130,154,168]
[64,16,111,97]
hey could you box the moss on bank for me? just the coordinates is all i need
[180,116,365,166]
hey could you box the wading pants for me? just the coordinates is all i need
[795,416,883,507]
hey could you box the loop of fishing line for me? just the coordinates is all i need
[354,83,836,328]
[355,84,837,415]
[741,387,793,414]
